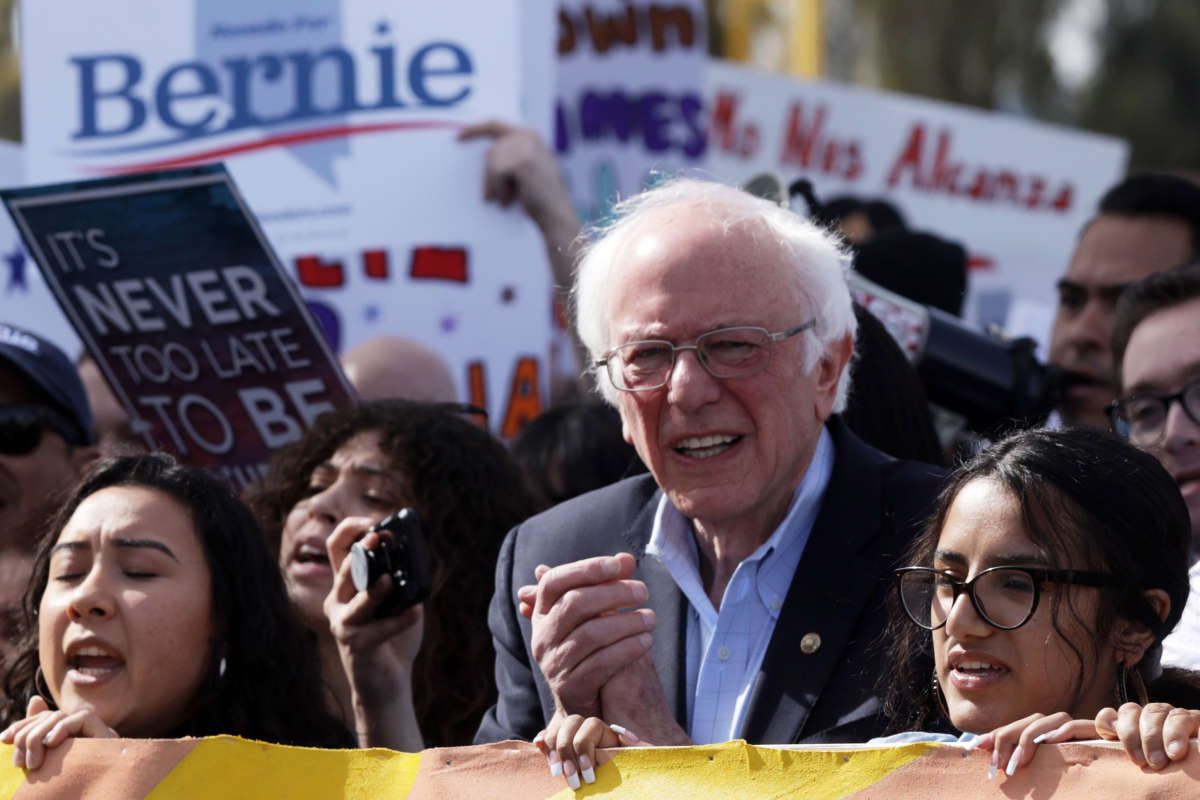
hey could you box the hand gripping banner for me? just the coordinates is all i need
[1,737,1199,798]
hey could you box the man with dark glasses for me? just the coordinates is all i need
[0,322,98,659]
[1111,264,1200,669]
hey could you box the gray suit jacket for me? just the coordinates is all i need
[475,419,945,744]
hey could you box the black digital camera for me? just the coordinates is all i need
[348,508,432,618]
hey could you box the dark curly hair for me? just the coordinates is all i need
[247,399,541,746]
[882,427,1191,733]
[0,454,353,747]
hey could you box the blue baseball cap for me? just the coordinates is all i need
[0,322,95,447]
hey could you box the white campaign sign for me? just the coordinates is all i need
[703,60,1129,350]
[18,1,555,434]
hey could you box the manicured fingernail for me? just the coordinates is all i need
[1168,739,1186,758]
[1005,746,1023,776]
[548,750,562,777]
[12,747,22,768]
[604,558,621,578]
[564,759,581,790]
[610,723,640,743]
[987,751,998,781]
[963,738,978,751]
[1033,732,1049,744]
[579,754,595,784]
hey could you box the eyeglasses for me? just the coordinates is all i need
[0,403,80,456]
[1108,376,1200,447]
[592,321,816,393]
[895,565,1120,631]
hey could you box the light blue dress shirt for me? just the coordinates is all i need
[645,427,834,744]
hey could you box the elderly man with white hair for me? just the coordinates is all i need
[475,179,944,751]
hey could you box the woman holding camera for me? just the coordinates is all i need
[249,399,540,749]
[0,454,352,770]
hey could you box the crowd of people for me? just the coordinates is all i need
[1,123,1199,792]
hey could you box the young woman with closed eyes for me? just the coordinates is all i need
[0,454,352,770]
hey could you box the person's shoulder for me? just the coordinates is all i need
[524,473,659,527]
[506,473,660,561]
[828,417,947,492]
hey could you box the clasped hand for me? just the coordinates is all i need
[518,553,688,745]
[1,696,116,771]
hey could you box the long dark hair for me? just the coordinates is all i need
[0,454,353,747]
[247,399,541,746]
[882,427,1191,732]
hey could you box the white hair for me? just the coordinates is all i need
[572,177,858,410]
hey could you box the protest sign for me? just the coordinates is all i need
[2,165,354,490]
[547,1,708,381]
[703,60,1129,350]
[1,737,1197,799]
[555,0,709,222]
[20,1,555,432]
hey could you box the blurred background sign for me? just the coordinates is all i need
[703,58,1127,349]
[7,1,1200,385]
[554,0,709,223]
[11,0,555,432]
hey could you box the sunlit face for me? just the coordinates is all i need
[1049,214,1192,429]
[38,486,215,737]
[932,478,1118,733]
[605,207,844,535]
[1120,297,1200,549]
[278,431,404,629]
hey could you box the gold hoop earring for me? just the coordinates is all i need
[932,672,951,719]
[1116,661,1148,705]
[34,665,51,700]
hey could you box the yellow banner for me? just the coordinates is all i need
[0,737,1197,798]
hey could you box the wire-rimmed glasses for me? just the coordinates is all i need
[591,320,816,392]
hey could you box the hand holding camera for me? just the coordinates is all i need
[348,508,432,618]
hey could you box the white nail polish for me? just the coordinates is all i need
[609,723,640,742]
[567,770,582,790]
[1005,746,1023,776]
[987,761,997,781]
[548,753,562,778]
[582,766,596,784]
[1032,733,1048,744]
